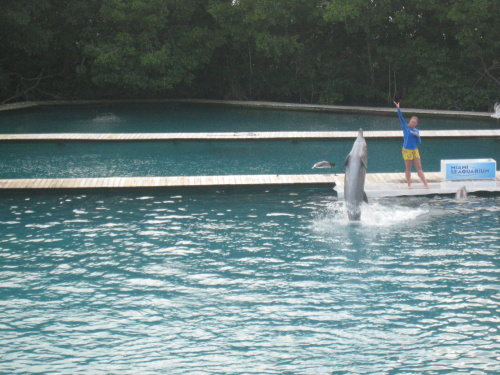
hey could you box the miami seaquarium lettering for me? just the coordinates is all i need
[441,159,496,180]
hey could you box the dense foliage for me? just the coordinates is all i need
[1,0,498,110]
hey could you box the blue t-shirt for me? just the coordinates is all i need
[397,108,421,150]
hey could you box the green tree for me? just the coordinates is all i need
[322,0,499,109]
[0,0,100,103]
[443,0,499,109]
[0,0,497,110]
[82,0,223,95]
[208,0,326,102]
[322,0,400,104]
[0,0,53,102]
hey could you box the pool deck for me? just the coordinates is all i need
[1,129,499,143]
[1,100,498,196]
[1,172,499,197]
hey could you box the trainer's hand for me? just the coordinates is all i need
[394,101,400,108]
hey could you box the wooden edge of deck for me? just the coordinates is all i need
[0,174,339,191]
[0,129,499,143]
[1,172,499,196]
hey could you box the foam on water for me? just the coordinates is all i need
[311,198,430,232]
[92,113,120,123]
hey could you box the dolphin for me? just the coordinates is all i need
[343,129,368,221]
[312,161,335,169]
[455,185,468,199]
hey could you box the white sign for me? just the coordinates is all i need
[441,159,496,180]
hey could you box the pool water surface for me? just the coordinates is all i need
[0,102,497,133]
[1,103,499,374]
[0,189,499,374]
[1,139,499,179]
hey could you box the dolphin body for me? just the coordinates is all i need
[343,129,368,221]
[312,161,335,169]
[455,185,468,199]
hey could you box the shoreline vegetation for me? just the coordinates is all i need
[1,1,498,112]
[0,99,493,119]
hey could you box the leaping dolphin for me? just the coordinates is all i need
[312,161,335,169]
[344,129,368,221]
[455,185,468,199]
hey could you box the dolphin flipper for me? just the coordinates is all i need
[343,155,350,169]
[360,150,368,170]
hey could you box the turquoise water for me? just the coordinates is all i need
[1,189,499,374]
[1,104,499,374]
[0,103,497,133]
[1,139,499,179]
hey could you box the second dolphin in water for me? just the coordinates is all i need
[344,129,368,221]
[312,161,335,169]
[455,185,468,199]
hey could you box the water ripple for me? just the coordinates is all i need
[0,191,499,374]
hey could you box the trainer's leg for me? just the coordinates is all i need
[413,158,430,189]
[404,159,413,189]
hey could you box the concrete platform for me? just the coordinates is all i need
[336,175,500,199]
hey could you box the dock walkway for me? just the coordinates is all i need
[1,172,499,197]
[1,129,499,143]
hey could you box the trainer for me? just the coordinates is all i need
[394,101,430,189]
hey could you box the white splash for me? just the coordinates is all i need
[311,200,430,232]
[92,113,120,123]
[491,102,500,119]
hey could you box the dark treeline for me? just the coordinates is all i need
[1,0,498,111]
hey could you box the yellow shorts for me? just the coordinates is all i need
[402,148,420,160]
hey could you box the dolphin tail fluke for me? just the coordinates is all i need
[363,192,368,203]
